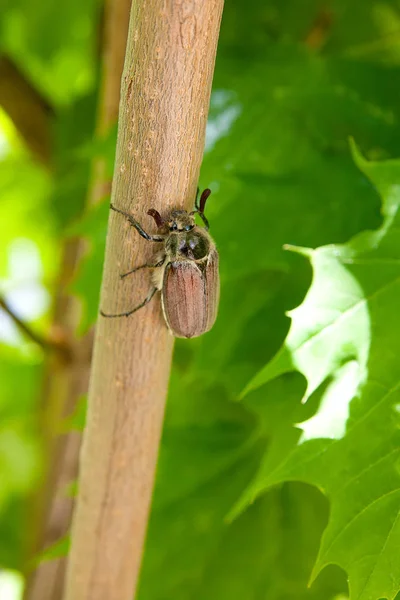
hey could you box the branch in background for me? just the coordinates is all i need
[89,0,132,206]
[304,8,333,50]
[0,56,53,167]
[64,1,225,599]
[22,240,92,600]
[0,296,70,360]
[22,0,132,598]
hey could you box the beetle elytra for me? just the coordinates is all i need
[100,188,220,339]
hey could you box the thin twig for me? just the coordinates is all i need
[0,55,53,167]
[0,296,70,359]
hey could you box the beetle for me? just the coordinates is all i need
[100,188,220,339]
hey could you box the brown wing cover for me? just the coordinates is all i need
[162,249,220,338]
[204,248,220,331]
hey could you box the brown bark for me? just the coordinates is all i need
[23,1,132,599]
[63,1,224,600]
[0,56,53,167]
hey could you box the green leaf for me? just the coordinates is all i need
[0,0,101,105]
[236,144,400,600]
[138,4,400,598]
[139,379,347,600]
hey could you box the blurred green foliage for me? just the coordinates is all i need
[1,0,400,599]
[0,0,101,574]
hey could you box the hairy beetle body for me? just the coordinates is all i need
[161,246,219,338]
[100,188,220,339]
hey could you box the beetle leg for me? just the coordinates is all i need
[193,189,210,230]
[120,258,165,279]
[110,204,165,242]
[197,212,210,231]
[100,287,158,318]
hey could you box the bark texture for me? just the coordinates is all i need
[64,1,224,599]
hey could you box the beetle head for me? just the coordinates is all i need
[147,188,212,232]
[168,210,195,232]
[147,208,195,232]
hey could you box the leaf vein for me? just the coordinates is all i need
[319,488,400,570]
[292,273,400,356]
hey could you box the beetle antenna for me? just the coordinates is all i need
[147,208,164,228]
[190,189,211,230]
[191,189,211,229]
[199,188,211,213]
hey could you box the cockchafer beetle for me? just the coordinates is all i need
[100,188,220,339]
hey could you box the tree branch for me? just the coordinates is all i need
[0,56,53,167]
[22,241,91,600]
[89,0,132,206]
[63,1,224,599]
[0,296,70,359]
[304,8,333,50]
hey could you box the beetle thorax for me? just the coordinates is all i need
[165,227,211,262]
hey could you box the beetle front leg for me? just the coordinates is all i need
[100,287,158,318]
[120,258,165,280]
[197,212,209,231]
[110,204,165,242]
[193,189,210,231]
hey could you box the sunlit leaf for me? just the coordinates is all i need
[237,144,400,600]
